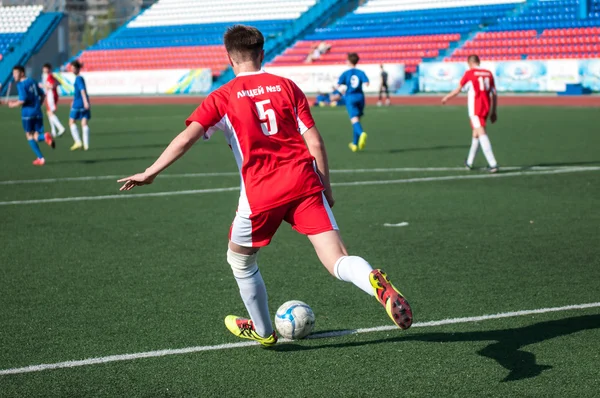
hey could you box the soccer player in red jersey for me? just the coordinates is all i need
[442,55,499,173]
[118,25,413,346]
[42,63,66,138]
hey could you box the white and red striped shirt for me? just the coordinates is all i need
[460,68,496,118]
[186,70,324,216]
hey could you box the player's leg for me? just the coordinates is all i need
[46,109,56,137]
[356,98,367,150]
[47,97,65,137]
[473,116,498,172]
[24,126,45,165]
[377,86,383,106]
[465,119,481,170]
[224,210,283,345]
[69,109,83,150]
[384,84,390,105]
[81,116,90,150]
[289,194,412,329]
[33,118,54,149]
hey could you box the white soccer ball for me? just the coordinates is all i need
[275,300,315,340]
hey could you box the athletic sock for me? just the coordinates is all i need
[49,117,57,136]
[352,121,363,145]
[334,256,375,296]
[50,114,64,132]
[82,125,90,148]
[235,270,273,338]
[27,139,43,159]
[478,134,498,168]
[466,137,479,166]
[36,134,45,142]
[70,123,82,144]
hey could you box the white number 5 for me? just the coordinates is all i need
[255,99,278,136]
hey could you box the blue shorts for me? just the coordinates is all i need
[70,108,91,120]
[22,116,44,134]
[345,96,365,118]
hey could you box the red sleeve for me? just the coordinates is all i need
[291,81,315,134]
[185,91,225,130]
[459,70,470,88]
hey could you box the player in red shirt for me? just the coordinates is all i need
[117,25,412,346]
[442,55,499,173]
[42,63,66,138]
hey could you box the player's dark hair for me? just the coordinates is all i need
[71,60,83,69]
[12,65,25,73]
[43,63,52,69]
[223,25,264,63]
[468,54,481,65]
[347,53,360,66]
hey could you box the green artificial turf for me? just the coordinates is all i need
[0,104,599,397]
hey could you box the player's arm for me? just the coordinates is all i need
[118,122,205,190]
[303,126,334,207]
[81,89,89,109]
[441,85,462,104]
[490,77,498,123]
[7,99,23,108]
[7,84,25,108]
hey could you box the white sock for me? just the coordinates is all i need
[467,137,479,166]
[235,270,273,337]
[50,114,64,132]
[478,134,497,168]
[334,256,375,296]
[70,124,82,144]
[49,116,57,136]
[82,125,90,148]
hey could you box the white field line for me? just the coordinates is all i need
[0,165,575,185]
[1,301,598,376]
[1,166,598,207]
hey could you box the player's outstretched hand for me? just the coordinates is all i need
[118,172,155,191]
[490,113,498,124]
[441,96,448,105]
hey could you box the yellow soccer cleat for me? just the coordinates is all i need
[224,315,278,347]
[348,143,358,152]
[70,142,83,151]
[370,269,413,330]
[358,132,368,151]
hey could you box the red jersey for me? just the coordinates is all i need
[46,73,59,104]
[459,68,495,118]
[186,70,324,216]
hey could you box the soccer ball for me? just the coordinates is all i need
[275,300,315,340]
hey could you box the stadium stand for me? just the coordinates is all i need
[0,5,43,61]
[268,0,526,73]
[446,0,600,61]
[75,0,317,76]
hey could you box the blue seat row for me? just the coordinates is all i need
[343,3,515,21]
[488,18,600,30]
[336,11,512,26]
[305,26,472,41]
[308,3,519,41]
[0,33,23,55]
[92,19,291,50]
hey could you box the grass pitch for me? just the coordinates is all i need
[1,103,599,397]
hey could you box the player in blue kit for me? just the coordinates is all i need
[5,66,54,166]
[337,53,369,152]
[68,60,91,151]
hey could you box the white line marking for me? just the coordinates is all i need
[1,166,598,207]
[1,302,598,376]
[383,222,409,227]
[0,166,577,185]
